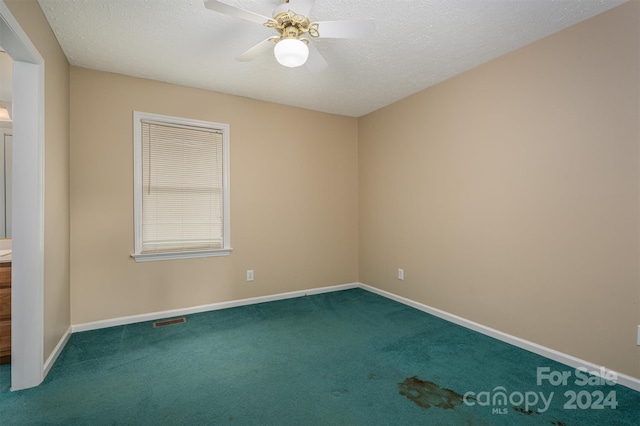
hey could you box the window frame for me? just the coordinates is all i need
[131,111,231,262]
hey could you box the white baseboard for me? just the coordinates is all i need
[63,280,640,392]
[359,282,640,392]
[43,326,71,378]
[71,282,359,333]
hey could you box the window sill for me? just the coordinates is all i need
[131,248,232,263]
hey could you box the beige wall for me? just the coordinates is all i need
[6,1,71,360]
[359,2,640,378]
[70,67,358,324]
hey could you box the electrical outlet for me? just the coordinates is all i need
[398,268,404,281]
[246,270,254,282]
[637,325,640,346]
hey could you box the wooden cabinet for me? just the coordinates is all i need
[0,262,10,364]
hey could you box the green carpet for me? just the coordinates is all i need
[0,288,638,425]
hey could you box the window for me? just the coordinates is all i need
[132,111,231,262]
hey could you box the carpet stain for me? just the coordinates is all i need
[514,406,537,415]
[398,376,465,410]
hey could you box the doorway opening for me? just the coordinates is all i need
[0,47,12,371]
[0,2,46,391]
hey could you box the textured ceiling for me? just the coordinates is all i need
[38,0,626,117]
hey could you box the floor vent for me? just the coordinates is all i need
[153,317,187,328]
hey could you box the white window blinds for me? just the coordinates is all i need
[140,119,224,253]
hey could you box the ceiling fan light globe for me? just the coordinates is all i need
[274,38,309,68]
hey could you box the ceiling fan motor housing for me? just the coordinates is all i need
[267,10,316,41]
[283,25,300,39]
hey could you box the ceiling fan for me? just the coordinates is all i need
[204,0,375,72]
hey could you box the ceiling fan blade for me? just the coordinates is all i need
[204,0,273,25]
[236,38,274,62]
[286,0,315,16]
[314,19,375,39]
[306,43,328,73]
